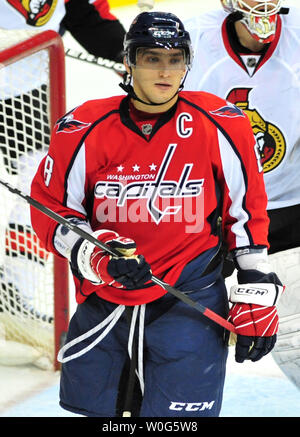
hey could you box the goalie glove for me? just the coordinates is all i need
[228,252,284,363]
[71,229,152,289]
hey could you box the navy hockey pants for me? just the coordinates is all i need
[59,259,229,417]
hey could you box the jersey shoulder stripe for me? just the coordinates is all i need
[52,97,123,208]
[179,91,256,247]
[179,91,251,154]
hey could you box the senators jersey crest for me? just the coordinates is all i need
[226,88,286,173]
[6,0,58,26]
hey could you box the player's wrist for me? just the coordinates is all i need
[232,246,269,271]
[230,246,284,306]
[53,218,93,260]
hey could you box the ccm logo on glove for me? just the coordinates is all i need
[228,269,284,363]
[235,286,269,296]
[230,282,282,306]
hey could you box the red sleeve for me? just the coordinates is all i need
[211,106,269,252]
[89,0,118,21]
[187,90,269,252]
[30,105,93,256]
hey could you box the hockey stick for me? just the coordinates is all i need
[65,48,126,74]
[0,178,236,334]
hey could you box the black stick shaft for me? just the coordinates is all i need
[65,48,126,74]
[0,178,236,333]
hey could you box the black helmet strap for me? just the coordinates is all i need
[119,68,188,107]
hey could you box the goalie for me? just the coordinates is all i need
[184,0,300,391]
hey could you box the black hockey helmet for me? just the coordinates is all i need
[124,11,193,70]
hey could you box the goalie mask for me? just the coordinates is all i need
[221,0,283,43]
[120,11,193,106]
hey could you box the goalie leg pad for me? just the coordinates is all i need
[269,247,300,317]
[269,248,300,389]
[271,313,300,389]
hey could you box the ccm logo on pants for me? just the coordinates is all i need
[169,401,215,412]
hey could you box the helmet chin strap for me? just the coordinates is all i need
[119,68,188,107]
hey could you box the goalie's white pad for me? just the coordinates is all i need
[269,247,300,390]
[0,339,52,369]
[0,339,40,365]
[0,315,54,370]
[271,313,300,388]
[230,282,283,306]
[269,247,300,318]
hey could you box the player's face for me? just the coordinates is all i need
[129,48,187,110]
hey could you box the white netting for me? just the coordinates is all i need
[0,29,56,369]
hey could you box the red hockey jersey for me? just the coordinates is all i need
[30,91,269,305]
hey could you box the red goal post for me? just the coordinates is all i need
[0,30,69,370]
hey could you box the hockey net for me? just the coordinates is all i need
[0,30,69,370]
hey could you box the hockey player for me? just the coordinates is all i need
[30,11,283,417]
[184,0,300,389]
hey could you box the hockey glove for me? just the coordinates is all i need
[228,269,284,363]
[72,229,152,289]
[138,0,155,11]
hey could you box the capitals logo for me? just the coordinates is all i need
[55,111,91,134]
[210,103,245,118]
[226,88,286,173]
[7,0,58,26]
[94,144,205,226]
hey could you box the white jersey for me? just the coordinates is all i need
[184,7,300,210]
[0,0,67,97]
[0,0,66,31]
